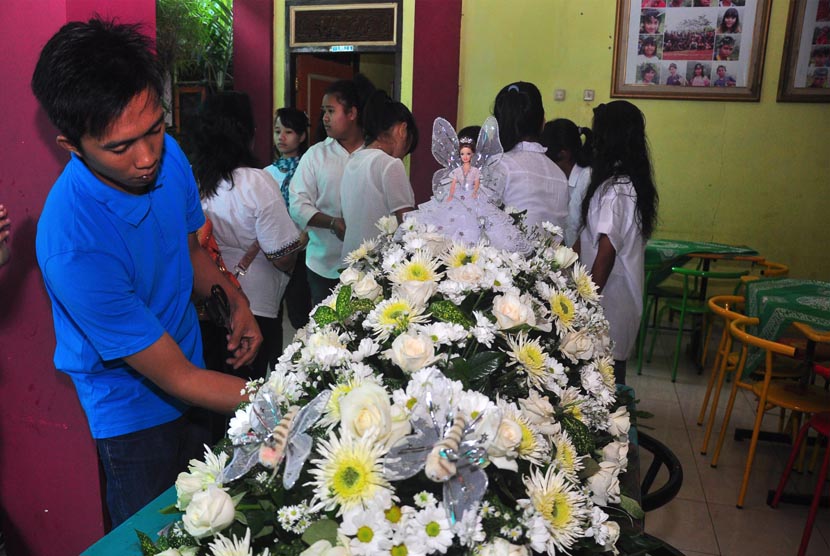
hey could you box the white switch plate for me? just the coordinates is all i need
[583,89,595,102]
[554,89,566,101]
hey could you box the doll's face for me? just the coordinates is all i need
[644,43,656,56]
[645,18,659,34]
[460,146,473,164]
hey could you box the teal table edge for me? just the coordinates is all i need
[82,486,179,555]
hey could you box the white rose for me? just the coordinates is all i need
[352,273,382,300]
[157,548,198,556]
[174,471,204,510]
[602,440,629,468]
[421,232,451,257]
[487,418,523,471]
[340,383,410,450]
[603,521,621,555]
[301,540,350,556]
[607,407,631,438]
[387,332,439,374]
[560,329,595,362]
[478,538,529,556]
[587,462,621,506]
[395,279,437,307]
[493,293,536,329]
[446,263,484,286]
[339,267,362,286]
[553,245,579,269]
[182,485,235,538]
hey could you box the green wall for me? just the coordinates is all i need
[458,0,830,279]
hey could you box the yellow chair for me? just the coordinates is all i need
[711,316,830,508]
[646,266,748,382]
[733,260,789,295]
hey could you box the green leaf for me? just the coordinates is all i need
[158,503,181,515]
[254,524,274,539]
[467,351,506,391]
[350,298,376,314]
[235,510,248,526]
[578,457,601,480]
[313,306,338,326]
[336,285,353,318]
[619,495,645,519]
[301,518,339,546]
[428,300,473,327]
[136,530,158,556]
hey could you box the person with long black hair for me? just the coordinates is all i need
[576,101,658,385]
[541,119,593,246]
[194,91,302,379]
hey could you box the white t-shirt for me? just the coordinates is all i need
[497,141,569,229]
[340,148,415,260]
[289,138,362,279]
[201,167,301,319]
[578,176,645,361]
[565,164,592,247]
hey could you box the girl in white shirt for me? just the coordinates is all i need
[340,90,418,260]
[541,118,594,247]
[289,75,375,306]
[493,81,569,230]
[576,101,659,385]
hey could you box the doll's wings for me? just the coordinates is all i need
[473,116,503,171]
[432,117,462,170]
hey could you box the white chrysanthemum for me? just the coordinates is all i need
[522,467,590,555]
[413,490,437,508]
[506,332,552,389]
[308,432,392,515]
[452,505,486,547]
[207,528,265,556]
[227,406,254,442]
[580,363,615,406]
[320,377,369,428]
[541,221,563,237]
[506,405,549,466]
[596,356,616,389]
[548,289,577,333]
[344,238,379,265]
[277,503,315,534]
[381,245,407,273]
[175,445,228,509]
[339,504,393,555]
[415,322,468,346]
[471,311,497,348]
[375,215,399,235]
[264,367,306,405]
[352,338,381,361]
[411,503,454,554]
[391,251,442,284]
[364,297,428,342]
[572,262,600,302]
[551,431,585,479]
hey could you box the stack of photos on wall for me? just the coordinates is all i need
[627,1,759,88]
[799,0,830,89]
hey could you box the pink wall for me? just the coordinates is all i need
[234,0,275,166]
[410,0,462,204]
[0,3,155,555]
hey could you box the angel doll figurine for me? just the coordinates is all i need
[406,117,530,253]
[447,136,480,202]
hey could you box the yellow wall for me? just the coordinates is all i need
[459,0,830,279]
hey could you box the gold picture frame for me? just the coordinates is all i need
[777,0,830,102]
[611,0,772,101]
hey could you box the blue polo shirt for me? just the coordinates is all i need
[36,134,206,439]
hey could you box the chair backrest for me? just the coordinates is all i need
[760,261,789,277]
[707,295,745,321]
[671,266,749,301]
[729,316,797,358]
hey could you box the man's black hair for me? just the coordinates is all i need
[31,18,164,147]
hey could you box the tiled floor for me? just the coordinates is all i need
[633,328,830,556]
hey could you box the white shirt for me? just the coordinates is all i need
[340,148,415,260]
[289,138,362,279]
[497,141,569,229]
[565,164,592,247]
[579,177,645,360]
[202,168,301,318]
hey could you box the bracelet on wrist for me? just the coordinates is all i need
[329,218,337,235]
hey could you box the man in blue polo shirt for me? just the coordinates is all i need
[31,19,263,527]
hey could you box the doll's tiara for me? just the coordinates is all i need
[459,136,475,146]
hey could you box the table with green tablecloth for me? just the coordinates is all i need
[645,238,759,267]
[744,278,830,375]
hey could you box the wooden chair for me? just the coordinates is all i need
[646,266,748,382]
[712,317,830,508]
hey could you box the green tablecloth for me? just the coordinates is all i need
[81,487,179,555]
[645,238,758,267]
[744,278,830,373]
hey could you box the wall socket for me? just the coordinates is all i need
[583,89,595,102]
[554,89,566,101]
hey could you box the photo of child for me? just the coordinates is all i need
[638,35,663,61]
[664,62,688,85]
[712,64,737,86]
[717,7,742,33]
[687,62,712,86]
[638,63,660,84]
[714,35,739,60]
[807,67,828,88]
[811,46,830,68]
[640,9,664,34]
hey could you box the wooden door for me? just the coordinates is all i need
[295,55,355,143]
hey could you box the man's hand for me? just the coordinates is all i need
[225,297,263,369]
[332,217,346,241]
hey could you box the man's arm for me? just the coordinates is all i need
[589,234,617,294]
[124,332,246,413]
[189,233,263,369]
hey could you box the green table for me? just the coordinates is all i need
[81,487,179,555]
[744,278,830,374]
[645,238,758,267]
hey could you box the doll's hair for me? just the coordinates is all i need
[362,90,419,155]
[493,81,545,152]
[581,101,658,240]
[541,119,593,168]
[274,107,309,157]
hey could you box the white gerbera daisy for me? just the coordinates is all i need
[365,298,428,342]
[572,262,600,302]
[548,289,577,332]
[339,505,393,555]
[413,490,437,508]
[411,504,454,554]
[506,332,551,389]
[344,238,379,265]
[503,405,549,466]
[308,432,392,515]
[391,251,443,284]
[551,431,585,479]
[523,467,590,554]
[207,528,266,556]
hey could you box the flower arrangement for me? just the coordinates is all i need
[140,215,643,556]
